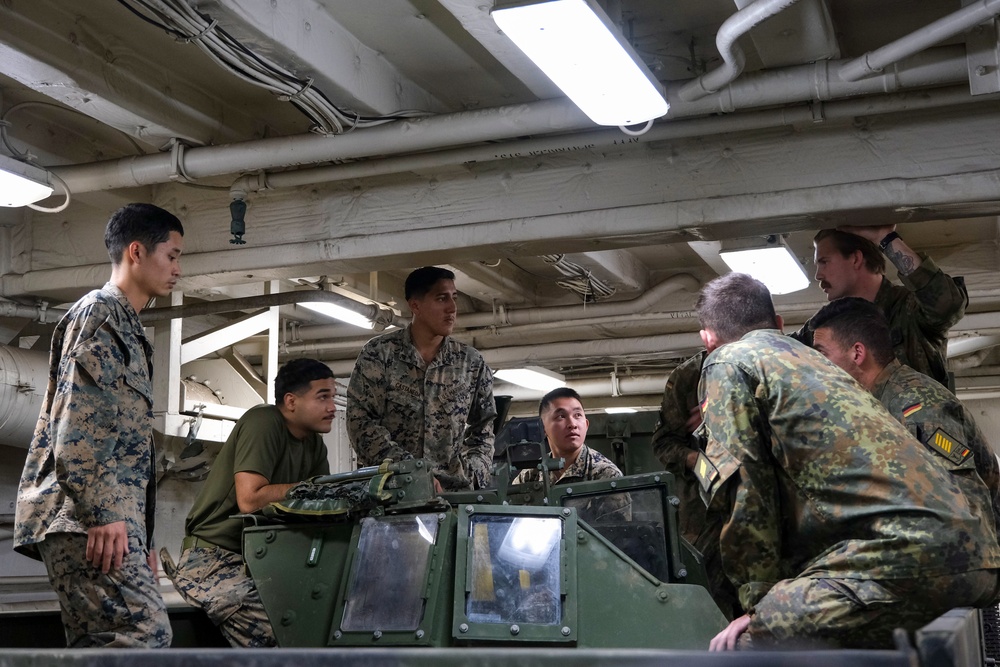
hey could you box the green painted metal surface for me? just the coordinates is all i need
[245,454,728,649]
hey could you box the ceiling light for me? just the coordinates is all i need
[492,0,669,126]
[299,301,373,330]
[0,154,54,207]
[604,407,637,414]
[719,235,810,295]
[495,366,566,392]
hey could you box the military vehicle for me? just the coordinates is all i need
[242,445,725,649]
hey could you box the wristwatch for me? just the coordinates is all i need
[879,231,900,253]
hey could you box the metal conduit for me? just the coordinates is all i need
[0,300,67,323]
[4,83,993,302]
[51,46,968,196]
[839,0,1000,81]
[667,46,968,115]
[460,274,700,329]
[53,99,590,193]
[678,0,804,102]
[139,289,405,329]
[312,332,706,378]
[224,76,987,204]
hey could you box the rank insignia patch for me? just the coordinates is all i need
[925,428,971,466]
[694,452,720,493]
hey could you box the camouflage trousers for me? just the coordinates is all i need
[37,532,172,648]
[747,569,1000,649]
[171,545,276,648]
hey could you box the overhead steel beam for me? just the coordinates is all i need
[0,0,269,147]
[196,0,446,115]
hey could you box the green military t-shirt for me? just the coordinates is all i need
[185,404,330,553]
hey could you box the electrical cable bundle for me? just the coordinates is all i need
[541,254,616,303]
[116,0,429,135]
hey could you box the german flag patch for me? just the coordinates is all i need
[925,427,972,466]
[901,402,923,418]
[694,452,720,493]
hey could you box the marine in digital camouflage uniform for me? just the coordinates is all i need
[808,297,1000,535]
[347,267,496,491]
[795,226,967,388]
[650,351,738,619]
[695,274,1000,651]
[514,388,629,522]
[515,444,622,486]
[15,204,184,648]
[169,359,336,647]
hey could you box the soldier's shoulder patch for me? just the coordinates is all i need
[694,452,719,493]
[924,427,972,466]
[901,402,922,418]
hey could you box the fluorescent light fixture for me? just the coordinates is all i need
[0,154,54,207]
[299,301,373,330]
[605,407,637,414]
[495,366,566,392]
[719,235,810,295]
[492,0,668,126]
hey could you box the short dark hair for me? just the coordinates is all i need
[104,203,184,265]
[808,297,895,367]
[696,273,778,344]
[274,358,334,405]
[813,229,885,275]
[405,266,456,301]
[538,386,583,417]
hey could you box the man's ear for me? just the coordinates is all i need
[852,342,868,368]
[700,328,720,352]
[775,314,784,331]
[850,249,866,270]
[126,241,144,265]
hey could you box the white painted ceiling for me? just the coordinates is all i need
[1,0,999,412]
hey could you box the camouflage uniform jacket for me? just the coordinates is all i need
[796,255,967,386]
[697,329,1000,614]
[514,445,622,485]
[515,446,629,523]
[15,283,156,560]
[871,359,1000,532]
[347,325,497,490]
[650,351,712,547]
[651,351,706,475]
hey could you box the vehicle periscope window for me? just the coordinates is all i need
[465,514,562,626]
[341,513,439,631]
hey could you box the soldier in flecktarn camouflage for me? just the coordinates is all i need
[14,204,184,648]
[809,296,1000,535]
[347,266,496,492]
[796,225,967,389]
[695,273,1000,652]
[650,350,738,620]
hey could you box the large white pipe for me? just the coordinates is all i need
[839,0,1000,81]
[0,346,48,448]
[0,300,68,323]
[666,46,968,116]
[460,274,701,328]
[51,47,970,195]
[679,0,804,101]
[54,99,590,193]
[320,332,705,379]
